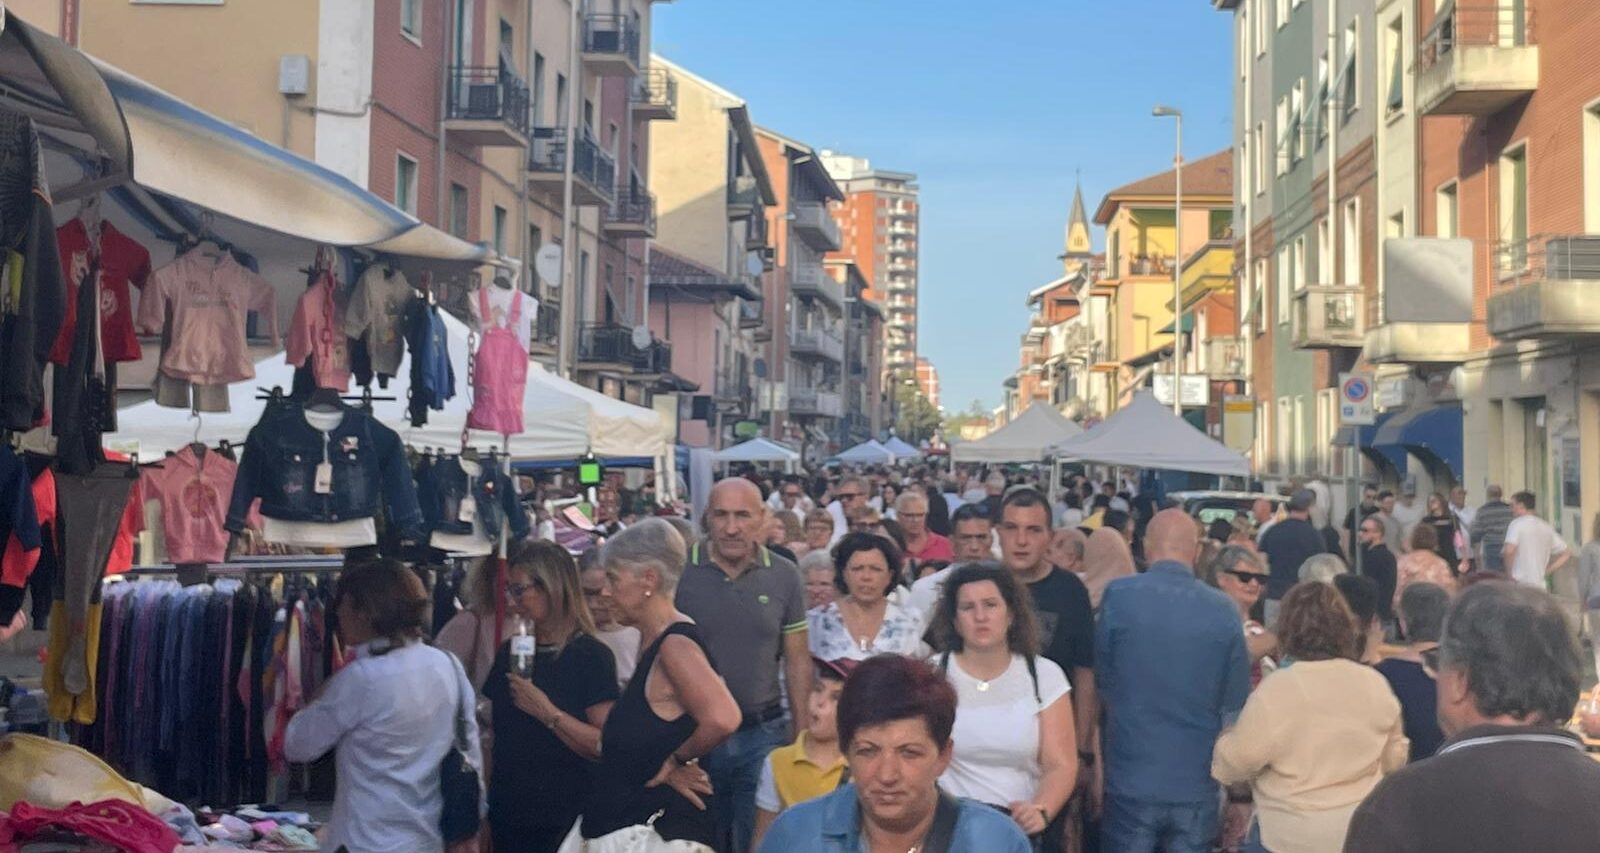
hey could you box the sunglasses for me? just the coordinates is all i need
[1224,570,1269,585]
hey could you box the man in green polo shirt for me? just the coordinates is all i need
[678,477,811,853]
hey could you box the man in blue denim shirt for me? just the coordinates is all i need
[1095,508,1251,853]
[759,656,1029,853]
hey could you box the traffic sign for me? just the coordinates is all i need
[1339,372,1376,426]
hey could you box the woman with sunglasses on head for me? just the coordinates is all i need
[481,540,620,853]
[1205,545,1279,688]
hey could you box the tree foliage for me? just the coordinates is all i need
[895,384,943,444]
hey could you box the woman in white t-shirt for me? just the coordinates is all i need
[929,563,1078,846]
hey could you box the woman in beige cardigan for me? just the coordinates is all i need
[1212,582,1409,853]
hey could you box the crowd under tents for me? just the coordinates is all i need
[1050,391,1250,478]
[952,402,1084,464]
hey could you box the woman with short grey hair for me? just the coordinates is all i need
[577,518,739,849]
[1298,552,1349,586]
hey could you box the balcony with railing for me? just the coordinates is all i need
[739,297,765,330]
[791,260,845,310]
[745,211,770,251]
[528,128,616,207]
[888,221,915,237]
[603,186,657,238]
[630,338,672,375]
[789,386,843,418]
[887,259,914,274]
[792,201,842,252]
[890,204,915,221]
[888,240,914,257]
[715,369,752,405]
[728,175,761,219]
[444,66,530,147]
[576,322,639,368]
[1365,237,1475,364]
[580,14,641,77]
[1416,2,1538,117]
[529,303,560,356]
[791,325,845,363]
[1291,284,1366,349]
[1487,235,1600,339]
[630,67,677,120]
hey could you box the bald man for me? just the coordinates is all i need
[1095,508,1251,852]
[678,477,809,853]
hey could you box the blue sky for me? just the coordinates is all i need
[654,0,1234,414]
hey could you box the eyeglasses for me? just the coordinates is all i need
[581,587,604,598]
[837,492,865,501]
[1224,570,1269,586]
[507,582,534,597]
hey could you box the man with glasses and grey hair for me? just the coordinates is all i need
[1345,582,1600,851]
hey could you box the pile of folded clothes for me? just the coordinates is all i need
[188,806,319,851]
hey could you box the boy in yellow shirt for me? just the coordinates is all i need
[751,658,851,849]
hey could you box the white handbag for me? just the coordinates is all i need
[555,812,714,853]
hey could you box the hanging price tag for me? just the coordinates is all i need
[458,495,478,523]
[314,462,333,494]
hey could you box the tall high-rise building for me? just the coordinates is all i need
[821,151,920,381]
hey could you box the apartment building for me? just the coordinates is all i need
[647,57,774,449]
[1408,1,1599,542]
[52,0,675,406]
[821,152,922,381]
[754,128,847,459]
[1217,0,1381,489]
[1091,150,1234,420]
[830,259,891,446]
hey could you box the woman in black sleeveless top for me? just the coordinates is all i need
[582,519,741,846]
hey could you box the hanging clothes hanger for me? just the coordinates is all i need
[189,410,208,460]
[306,387,344,413]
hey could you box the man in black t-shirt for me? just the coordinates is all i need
[997,487,1096,773]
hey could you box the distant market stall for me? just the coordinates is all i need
[952,402,1083,464]
[1050,391,1250,478]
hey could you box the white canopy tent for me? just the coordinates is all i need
[836,439,895,465]
[1048,391,1250,478]
[106,312,668,463]
[883,436,920,459]
[951,403,1083,464]
[714,438,801,470]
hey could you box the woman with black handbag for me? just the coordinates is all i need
[284,558,484,853]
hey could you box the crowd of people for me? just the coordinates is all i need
[281,464,1600,853]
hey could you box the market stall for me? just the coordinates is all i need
[714,437,802,472]
[1049,391,1251,478]
[835,438,896,465]
[0,11,635,848]
[882,436,922,460]
[951,402,1083,464]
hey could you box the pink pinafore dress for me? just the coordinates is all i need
[467,288,527,434]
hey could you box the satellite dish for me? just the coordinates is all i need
[534,244,563,286]
[631,324,652,350]
[745,251,765,277]
[753,358,768,379]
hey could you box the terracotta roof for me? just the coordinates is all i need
[1093,148,1233,224]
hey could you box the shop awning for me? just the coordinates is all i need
[1371,402,1464,480]
[1332,411,1409,475]
[0,11,492,263]
[1157,315,1196,335]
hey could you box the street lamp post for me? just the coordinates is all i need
[1153,105,1183,415]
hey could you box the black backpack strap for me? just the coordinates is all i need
[920,790,964,853]
[1025,654,1041,706]
[938,650,951,673]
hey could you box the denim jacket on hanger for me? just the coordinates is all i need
[226,403,423,538]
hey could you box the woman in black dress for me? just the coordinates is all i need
[1421,492,1460,571]
[581,518,741,848]
[481,540,619,852]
